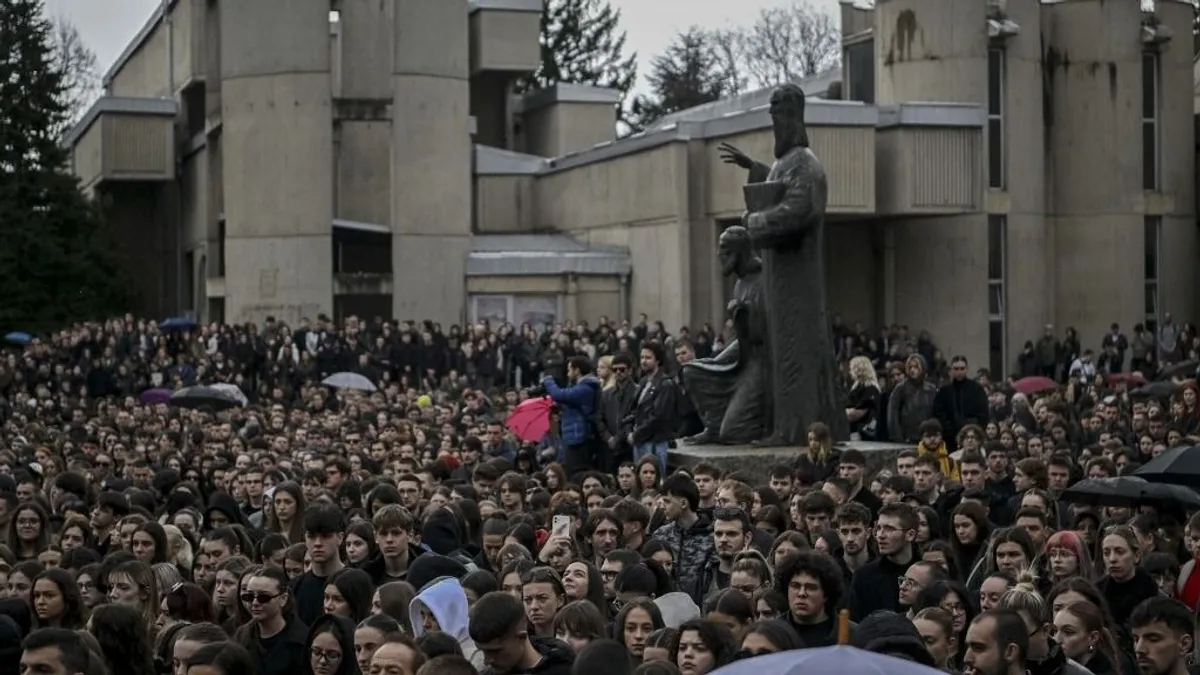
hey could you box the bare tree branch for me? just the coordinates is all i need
[48,14,100,131]
[707,27,749,96]
[707,0,840,93]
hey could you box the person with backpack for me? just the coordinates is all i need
[543,356,604,479]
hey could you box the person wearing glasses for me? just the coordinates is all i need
[848,502,918,621]
[307,614,360,675]
[898,561,947,617]
[598,354,638,474]
[233,566,307,675]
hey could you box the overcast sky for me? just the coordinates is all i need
[44,0,842,90]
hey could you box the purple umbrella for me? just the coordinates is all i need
[140,388,172,405]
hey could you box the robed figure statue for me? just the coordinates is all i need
[681,226,768,444]
[717,83,848,445]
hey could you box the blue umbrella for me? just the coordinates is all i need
[159,317,198,331]
[4,331,31,345]
[711,646,944,675]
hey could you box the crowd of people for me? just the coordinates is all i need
[0,312,1199,675]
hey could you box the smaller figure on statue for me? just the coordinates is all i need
[681,225,769,445]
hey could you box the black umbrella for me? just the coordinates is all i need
[1155,359,1199,382]
[1129,381,1180,401]
[1060,476,1200,510]
[1132,445,1200,488]
[167,386,244,411]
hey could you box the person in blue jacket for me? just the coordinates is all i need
[543,356,603,479]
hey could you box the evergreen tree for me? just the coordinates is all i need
[628,28,728,131]
[0,0,135,333]
[518,0,637,124]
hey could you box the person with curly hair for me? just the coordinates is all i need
[772,549,845,648]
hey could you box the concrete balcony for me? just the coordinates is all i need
[468,0,542,76]
[875,103,985,216]
[66,97,179,190]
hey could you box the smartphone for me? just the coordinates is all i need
[552,515,571,538]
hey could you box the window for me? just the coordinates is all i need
[472,296,510,326]
[1144,216,1161,330]
[844,40,875,104]
[183,251,195,311]
[987,48,1006,189]
[470,295,561,327]
[1142,51,1160,190]
[207,298,225,324]
[987,215,1007,378]
[332,227,392,275]
[216,217,226,276]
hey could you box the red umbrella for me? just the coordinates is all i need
[1107,372,1147,386]
[1013,376,1058,395]
[506,397,554,443]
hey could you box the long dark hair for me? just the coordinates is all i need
[89,603,156,675]
[31,568,86,629]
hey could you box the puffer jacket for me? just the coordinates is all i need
[650,512,715,606]
[543,375,601,445]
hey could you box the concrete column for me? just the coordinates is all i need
[219,0,333,324]
[1042,0,1146,340]
[390,0,473,324]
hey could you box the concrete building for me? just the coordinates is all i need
[65,0,1197,377]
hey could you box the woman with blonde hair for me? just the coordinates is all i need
[845,355,880,441]
[997,570,1056,664]
[598,355,615,389]
[162,525,193,573]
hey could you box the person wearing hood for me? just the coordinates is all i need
[307,613,361,675]
[206,491,246,529]
[887,354,937,443]
[542,356,603,478]
[854,610,937,668]
[422,506,480,573]
[409,576,485,669]
[468,591,573,675]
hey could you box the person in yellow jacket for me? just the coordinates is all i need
[916,418,960,481]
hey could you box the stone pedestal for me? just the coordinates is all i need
[668,441,915,486]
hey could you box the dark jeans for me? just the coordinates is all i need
[564,437,602,479]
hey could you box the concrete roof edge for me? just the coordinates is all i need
[63,96,179,148]
[474,145,550,175]
[540,126,691,174]
[101,0,179,88]
[516,83,622,115]
[468,0,543,14]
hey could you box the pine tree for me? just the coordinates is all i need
[0,0,135,333]
[628,28,728,131]
[518,0,637,123]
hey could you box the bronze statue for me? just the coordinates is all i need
[717,83,848,445]
[681,226,768,444]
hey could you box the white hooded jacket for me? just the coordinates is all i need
[409,576,484,669]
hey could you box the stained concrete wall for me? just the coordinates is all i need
[219,0,333,324]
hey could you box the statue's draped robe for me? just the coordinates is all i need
[681,269,768,443]
[744,146,848,444]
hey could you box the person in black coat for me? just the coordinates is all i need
[931,355,989,453]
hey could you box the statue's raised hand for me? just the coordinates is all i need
[718,142,753,169]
